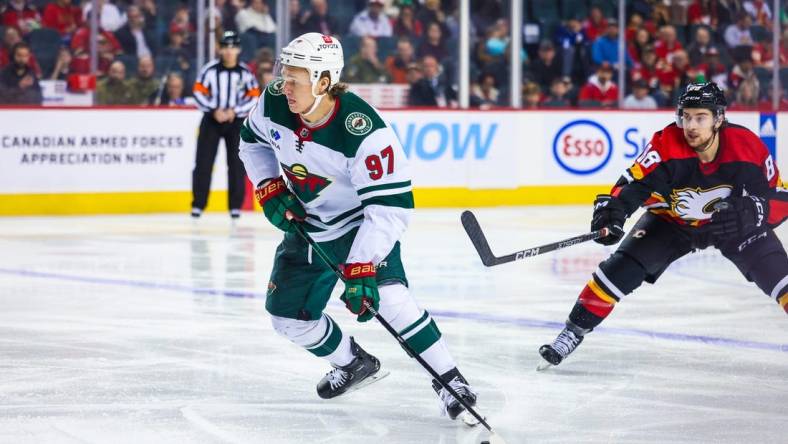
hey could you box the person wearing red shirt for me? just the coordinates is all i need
[1,0,41,36]
[41,0,82,37]
[630,46,660,89]
[69,23,121,75]
[687,0,720,29]
[582,6,607,42]
[654,25,684,64]
[578,62,618,107]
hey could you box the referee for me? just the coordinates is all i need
[191,31,260,219]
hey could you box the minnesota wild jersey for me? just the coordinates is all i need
[239,79,414,265]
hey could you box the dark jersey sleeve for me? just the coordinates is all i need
[609,129,673,216]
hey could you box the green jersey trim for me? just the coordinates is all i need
[361,191,415,209]
[357,180,412,196]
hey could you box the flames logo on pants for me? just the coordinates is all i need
[670,185,733,221]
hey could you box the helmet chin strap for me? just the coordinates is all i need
[300,80,328,118]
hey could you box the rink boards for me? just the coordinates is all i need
[0,108,784,215]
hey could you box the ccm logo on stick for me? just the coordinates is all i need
[552,119,613,175]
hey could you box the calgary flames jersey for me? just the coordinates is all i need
[612,122,788,229]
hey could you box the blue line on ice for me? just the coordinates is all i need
[1,267,785,353]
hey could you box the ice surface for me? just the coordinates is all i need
[0,207,786,444]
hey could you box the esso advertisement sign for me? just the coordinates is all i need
[552,120,613,175]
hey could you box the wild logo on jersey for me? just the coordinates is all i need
[670,185,732,221]
[281,163,332,203]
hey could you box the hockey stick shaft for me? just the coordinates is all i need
[289,222,495,433]
[461,210,609,266]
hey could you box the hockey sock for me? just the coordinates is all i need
[271,314,354,367]
[568,277,620,331]
[378,284,456,375]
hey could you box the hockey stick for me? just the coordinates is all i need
[288,221,502,439]
[461,210,609,267]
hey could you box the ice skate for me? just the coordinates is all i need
[432,368,478,420]
[537,324,585,370]
[316,337,386,399]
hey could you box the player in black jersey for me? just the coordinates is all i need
[538,82,788,369]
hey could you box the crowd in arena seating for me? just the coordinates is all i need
[0,0,785,109]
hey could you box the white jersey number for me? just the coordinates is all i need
[765,155,776,181]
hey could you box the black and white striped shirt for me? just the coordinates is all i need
[193,60,260,117]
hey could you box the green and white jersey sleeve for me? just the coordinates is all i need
[346,124,414,265]
[239,97,279,186]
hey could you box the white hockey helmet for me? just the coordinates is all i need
[279,33,344,89]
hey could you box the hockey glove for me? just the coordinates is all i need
[255,177,306,232]
[709,195,768,238]
[339,262,380,323]
[591,194,627,246]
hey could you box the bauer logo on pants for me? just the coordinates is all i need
[553,119,613,175]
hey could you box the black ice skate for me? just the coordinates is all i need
[432,368,478,420]
[316,337,385,399]
[537,322,587,370]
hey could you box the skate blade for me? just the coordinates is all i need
[536,358,554,371]
[342,369,390,395]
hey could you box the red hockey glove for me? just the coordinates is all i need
[339,262,380,323]
[255,177,306,232]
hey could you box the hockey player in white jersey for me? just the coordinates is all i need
[239,33,477,420]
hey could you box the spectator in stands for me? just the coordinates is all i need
[416,0,449,37]
[70,17,122,75]
[0,26,40,76]
[385,37,415,84]
[82,0,126,33]
[299,0,338,36]
[476,19,508,83]
[730,76,760,107]
[529,40,562,91]
[128,55,157,105]
[289,0,306,36]
[578,62,618,107]
[161,72,187,106]
[236,0,277,35]
[654,25,684,64]
[392,4,422,38]
[345,36,389,83]
[743,0,772,28]
[688,0,720,29]
[1,0,41,36]
[349,0,392,38]
[521,81,542,109]
[628,28,653,65]
[469,72,499,109]
[255,60,274,87]
[170,5,196,37]
[0,42,42,104]
[687,26,720,65]
[405,61,422,85]
[556,18,591,86]
[161,30,193,74]
[216,0,243,34]
[417,21,447,62]
[137,0,158,35]
[42,0,82,37]
[542,77,572,108]
[471,0,503,34]
[724,11,754,49]
[625,13,643,41]
[96,60,134,104]
[49,46,71,80]
[729,55,757,90]
[631,45,660,88]
[698,46,729,88]
[116,5,155,58]
[752,27,788,69]
[623,78,658,109]
[657,49,695,97]
[582,6,607,42]
[407,55,456,107]
[591,19,631,69]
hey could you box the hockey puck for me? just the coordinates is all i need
[480,441,490,444]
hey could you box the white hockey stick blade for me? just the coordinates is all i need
[341,369,390,396]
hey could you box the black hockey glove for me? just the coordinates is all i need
[709,195,768,238]
[591,194,627,246]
